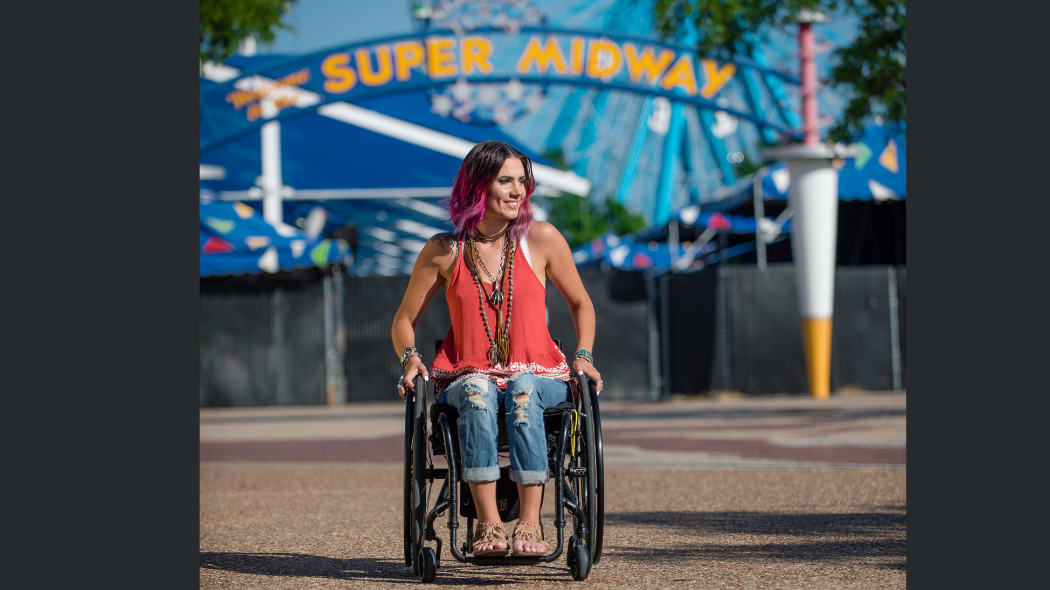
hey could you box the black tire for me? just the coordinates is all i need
[569,541,591,581]
[408,378,428,575]
[577,376,598,559]
[591,387,605,564]
[420,547,437,583]
[566,535,578,571]
[403,394,414,566]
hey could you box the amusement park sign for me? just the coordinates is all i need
[200,27,799,152]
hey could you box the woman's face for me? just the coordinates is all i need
[484,157,527,222]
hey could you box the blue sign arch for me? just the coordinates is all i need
[200,27,800,153]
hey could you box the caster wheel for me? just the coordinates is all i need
[568,538,590,581]
[420,547,437,583]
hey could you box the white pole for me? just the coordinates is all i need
[261,120,283,225]
[762,143,854,398]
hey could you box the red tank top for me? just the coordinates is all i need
[431,236,571,397]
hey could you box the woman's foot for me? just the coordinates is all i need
[511,520,549,556]
[472,521,510,557]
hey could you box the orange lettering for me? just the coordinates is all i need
[355,45,394,86]
[461,37,494,75]
[659,54,698,96]
[393,41,425,81]
[569,37,585,75]
[699,59,736,98]
[321,53,357,93]
[516,35,567,74]
[623,43,674,85]
[426,37,458,77]
[586,39,623,79]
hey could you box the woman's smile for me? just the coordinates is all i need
[485,158,527,221]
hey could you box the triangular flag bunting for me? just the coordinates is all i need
[878,139,899,173]
[202,236,234,254]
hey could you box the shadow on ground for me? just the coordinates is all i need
[200,553,414,583]
[604,510,905,570]
[199,552,574,585]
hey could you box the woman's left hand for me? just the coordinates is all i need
[573,358,603,393]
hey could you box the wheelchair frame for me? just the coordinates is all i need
[403,371,605,583]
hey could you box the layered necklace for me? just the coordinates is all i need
[466,225,515,367]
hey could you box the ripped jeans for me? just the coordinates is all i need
[438,372,571,485]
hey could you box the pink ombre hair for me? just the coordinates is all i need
[446,140,536,241]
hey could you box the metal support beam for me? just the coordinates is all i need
[615,95,653,205]
[698,108,737,187]
[738,41,780,145]
[261,120,283,225]
[750,42,802,132]
[571,90,609,182]
[545,87,586,155]
[653,101,684,225]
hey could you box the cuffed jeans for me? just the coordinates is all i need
[439,372,571,485]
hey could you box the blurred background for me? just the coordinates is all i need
[199,0,906,407]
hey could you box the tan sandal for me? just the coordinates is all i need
[471,521,510,557]
[511,520,549,556]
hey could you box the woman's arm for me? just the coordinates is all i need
[528,222,603,392]
[391,232,457,398]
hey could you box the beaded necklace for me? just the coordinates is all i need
[466,233,515,367]
[474,236,506,287]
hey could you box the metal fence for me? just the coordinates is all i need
[200,281,327,407]
[664,263,906,395]
[199,263,906,407]
[341,269,651,403]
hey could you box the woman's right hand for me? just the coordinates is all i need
[398,357,429,400]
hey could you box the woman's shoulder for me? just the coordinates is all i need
[423,231,459,271]
[526,221,565,245]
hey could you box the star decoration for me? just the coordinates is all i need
[430,93,454,117]
[450,78,473,101]
[525,91,546,113]
[504,78,525,101]
[477,84,501,106]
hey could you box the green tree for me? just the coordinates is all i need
[653,0,905,142]
[200,0,296,65]
[548,195,648,249]
[541,150,647,248]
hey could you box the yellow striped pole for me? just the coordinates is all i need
[763,144,854,398]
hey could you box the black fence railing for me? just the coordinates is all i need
[665,263,906,395]
[199,263,906,407]
[200,281,326,407]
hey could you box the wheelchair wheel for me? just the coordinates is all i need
[419,546,437,583]
[571,375,599,564]
[567,535,591,581]
[404,377,429,578]
[591,385,605,564]
[403,391,414,566]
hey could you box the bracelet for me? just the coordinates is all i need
[572,348,594,364]
[400,346,421,368]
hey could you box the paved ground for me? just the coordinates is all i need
[200,392,905,588]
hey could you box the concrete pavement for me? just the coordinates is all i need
[200,392,906,588]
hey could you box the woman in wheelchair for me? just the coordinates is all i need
[392,140,603,558]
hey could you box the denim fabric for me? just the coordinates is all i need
[439,372,571,485]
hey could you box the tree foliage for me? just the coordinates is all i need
[548,195,649,249]
[200,0,296,65]
[653,0,905,142]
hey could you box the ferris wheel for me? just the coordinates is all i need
[409,0,811,226]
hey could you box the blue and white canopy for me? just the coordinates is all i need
[713,123,906,204]
[200,200,349,277]
[200,54,589,276]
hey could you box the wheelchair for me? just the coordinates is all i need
[402,343,605,583]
